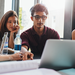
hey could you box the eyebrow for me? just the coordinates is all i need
[33,15,47,16]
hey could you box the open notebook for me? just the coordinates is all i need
[0,59,60,75]
[39,39,75,70]
[0,59,40,74]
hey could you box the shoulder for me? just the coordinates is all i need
[72,29,75,40]
[46,26,58,34]
[20,28,32,37]
[72,29,75,34]
[45,26,60,39]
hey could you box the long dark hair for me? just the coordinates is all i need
[0,10,19,39]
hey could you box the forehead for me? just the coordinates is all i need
[34,12,47,16]
[8,16,17,21]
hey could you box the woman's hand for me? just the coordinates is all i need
[11,24,20,34]
[10,52,23,61]
[8,24,20,49]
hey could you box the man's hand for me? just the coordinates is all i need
[21,46,34,60]
[23,51,34,60]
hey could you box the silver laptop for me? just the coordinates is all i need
[39,39,75,70]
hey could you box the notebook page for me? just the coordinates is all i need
[1,68,61,75]
[0,59,40,74]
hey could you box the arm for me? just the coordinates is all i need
[8,32,14,48]
[0,52,23,61]
[22,45,28,49]
[20,31,34,60]
[20,45,28,53]
[8,25,20,48]
[72,30,75,40]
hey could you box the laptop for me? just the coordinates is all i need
[39,39,75,71]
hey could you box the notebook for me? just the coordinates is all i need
[39,39,75,70]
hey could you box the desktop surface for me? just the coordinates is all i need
[58,68,75,75]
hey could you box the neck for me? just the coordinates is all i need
[34,26,44,36]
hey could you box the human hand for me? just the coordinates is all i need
[10,52,23,61]
[11,24,20,33]
[23,51,34,60]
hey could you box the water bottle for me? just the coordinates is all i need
[1,32,8,54]
[14,34,22,51]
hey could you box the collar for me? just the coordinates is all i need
[31,26,47,36]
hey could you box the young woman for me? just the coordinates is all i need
[0,10,33,61]
[0,10,19,48]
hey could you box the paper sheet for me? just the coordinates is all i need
[1,68,61,75]
[0,59,40,74]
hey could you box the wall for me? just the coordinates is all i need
[64,0,73,39]
[0,0,4,20]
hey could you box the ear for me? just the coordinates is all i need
[30,16,33,21]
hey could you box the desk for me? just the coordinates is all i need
[0,59,40,74]
[0,59,75,75]
[58,68,75,75]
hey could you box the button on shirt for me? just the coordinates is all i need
[20,26,60,55]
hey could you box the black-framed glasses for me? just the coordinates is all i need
[33,15,47,20]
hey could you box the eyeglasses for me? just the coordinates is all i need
[33,15,47,20]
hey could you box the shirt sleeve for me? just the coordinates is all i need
[20,32,30,48]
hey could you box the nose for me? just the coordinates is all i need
[38,17,42,22]
[10,22,15,27]
[13,23,15,26]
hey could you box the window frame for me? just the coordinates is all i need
[12,0,19,16]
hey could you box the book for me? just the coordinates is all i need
[0,59,40,74]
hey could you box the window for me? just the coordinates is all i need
[40,0,66,38]
[19,0,34,34]
[4,0,12,13]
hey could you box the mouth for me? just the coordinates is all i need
[10,27,13,29]
[10,27,14,30]
[37,23,43,25]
